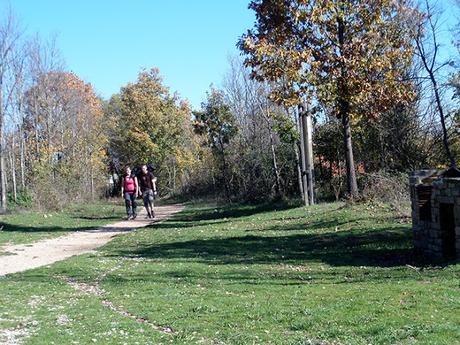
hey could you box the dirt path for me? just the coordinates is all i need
[0,204,184,277]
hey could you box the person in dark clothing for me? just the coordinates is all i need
[138,164,157,218]
[121,167,138,220]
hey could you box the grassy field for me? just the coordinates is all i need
[0,201,459,344]
[0,201,125,249]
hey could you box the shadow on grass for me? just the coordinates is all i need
[174,201,302,223]
[106,202,447,268]
[112,226,420,268]
[0,223,105,233]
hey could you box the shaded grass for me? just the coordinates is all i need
[1,201,460,344]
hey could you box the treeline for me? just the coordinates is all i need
[0,12,107,211]
[235,0,459,203]
[1,1,459,211]
[104,61,302,202]
[152,0,458,204]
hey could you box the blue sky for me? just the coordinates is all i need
[3,0,255,109]
[2,1,459,110]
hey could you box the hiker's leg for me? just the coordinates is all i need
[131,193,137,218]
[124,192,132,218]
[149,191,155,217]
[142,191,150,217]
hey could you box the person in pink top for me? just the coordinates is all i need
[121,166,138,220]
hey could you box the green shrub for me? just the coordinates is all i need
[7,190,33,208]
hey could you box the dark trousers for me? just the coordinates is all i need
[124,192,137,217]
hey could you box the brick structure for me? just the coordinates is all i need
[410,170,460,259]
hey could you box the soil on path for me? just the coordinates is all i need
[0,204,184,276]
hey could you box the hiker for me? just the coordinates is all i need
[121,166,138,220]
[138,164,157,218]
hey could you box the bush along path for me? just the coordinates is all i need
[0,204,184,276]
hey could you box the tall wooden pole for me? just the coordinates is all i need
[305,108,315,205]
[299,103,315,205]
[298,105,309,206]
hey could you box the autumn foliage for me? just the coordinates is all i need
[239,0,417,197]
[22,72,106,208]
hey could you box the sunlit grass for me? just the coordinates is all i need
[0,201,125,248]
[1,201,459,344]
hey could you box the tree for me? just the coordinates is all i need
[414,0,459,175]
[109,68,191,194]
[0,9,22,212]
[193,88,238,199]
[23,71,106,207]
[223,56,299,199]
[239,0,416,198]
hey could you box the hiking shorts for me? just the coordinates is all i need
[142,189,154,207]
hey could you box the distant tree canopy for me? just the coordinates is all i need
[106,68,192,194]
[193,89,238,153]
[193,88,238,199]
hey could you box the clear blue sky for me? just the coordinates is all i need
[2,1,459,110]
[3,0,255,109]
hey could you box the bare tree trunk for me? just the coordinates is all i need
[0,82,5,213]
[294,142,303,199]
[33,102,40,161]
[338,13,358,199]
[259,103,282,198]
[267,124,282,197]
[173,161,176,193]
[20,128,25,189]
[416,0,458,171]
[341,110,359,198]
[90,154,95,201]
[430,74,457,169]
[291,107,304,200]
[220,149,231,201]
[0,140,6,213]
[10,137,17,202]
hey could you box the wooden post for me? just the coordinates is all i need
[299,103,315,205]
[305,110,315,205]
[298,105,309,206]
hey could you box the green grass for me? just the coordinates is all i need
[0,201,125,248]
[1,201,459,344]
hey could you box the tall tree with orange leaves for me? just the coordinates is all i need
[239,0,416,198]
